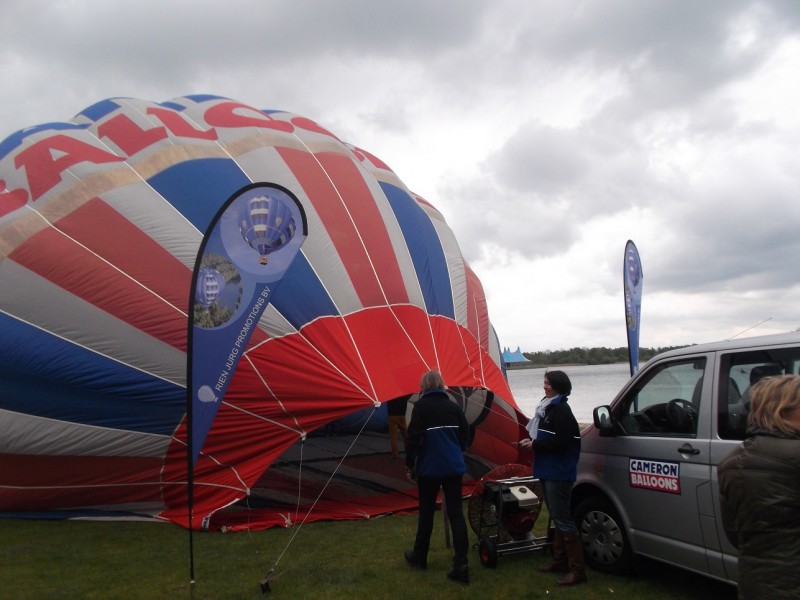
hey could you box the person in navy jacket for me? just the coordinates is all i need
[519,370,585,585]
[404,369,471,585]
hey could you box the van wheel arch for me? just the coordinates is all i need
[573,495,633,575]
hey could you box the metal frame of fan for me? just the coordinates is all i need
[467,463,551,567]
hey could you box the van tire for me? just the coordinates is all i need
[574,496,633,574]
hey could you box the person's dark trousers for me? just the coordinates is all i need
[414,474,468,566]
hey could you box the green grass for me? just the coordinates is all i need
[0,506,736,600]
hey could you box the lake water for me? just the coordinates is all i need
[508,363,633,423]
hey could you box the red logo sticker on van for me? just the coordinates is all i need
[628,458,681,494]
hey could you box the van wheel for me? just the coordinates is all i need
[574,497,633,574]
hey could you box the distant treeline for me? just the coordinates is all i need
[519,346,689,366]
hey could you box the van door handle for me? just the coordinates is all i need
[677,443,700,455]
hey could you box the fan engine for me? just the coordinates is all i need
[467,463,551,567]
[485,482,538,538]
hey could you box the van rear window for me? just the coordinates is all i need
[718,347,800,440]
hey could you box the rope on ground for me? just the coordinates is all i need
[259,405,379,593]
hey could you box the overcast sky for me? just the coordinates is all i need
[2,0,799,352]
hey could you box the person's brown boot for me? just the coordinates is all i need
[556,531,587,585]
[557,571,588,585]
[538,528,569,573]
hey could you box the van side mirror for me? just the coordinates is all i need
[593,406,614,431]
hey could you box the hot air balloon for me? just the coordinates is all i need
[239,194,296,265]
[195,267,225,308]
[0,95,528,531]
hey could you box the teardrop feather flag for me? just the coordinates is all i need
[623,240,643,375]
[188,183,307,468]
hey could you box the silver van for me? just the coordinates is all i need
[572,331,800,584]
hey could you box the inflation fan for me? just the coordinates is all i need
[467,463,552,567]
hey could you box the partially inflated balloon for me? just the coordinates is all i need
[0,95,528,529]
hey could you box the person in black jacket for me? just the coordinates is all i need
[404,370,471,585]
[719,374,800,600]
[518,369,585,585]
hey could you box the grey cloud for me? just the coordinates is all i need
[4,0,490,73]
[1,0,495,134]
[509,1,797,118]
[486,121,651,208]
[645,175,800,294]
[444,120,655,261]
[443,173,580,264]
[3,0,800,353]
[489,125,591,194]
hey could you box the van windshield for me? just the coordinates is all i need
[617,358,706,437]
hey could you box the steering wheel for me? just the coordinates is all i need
[666,398,697,432]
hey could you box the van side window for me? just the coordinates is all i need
[718,347,800,440]
[616,358,705,437]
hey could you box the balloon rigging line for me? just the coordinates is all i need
[25,203,188,317]
[239,353,305,432]
[0,303,182,388]
[295,134,393,311]
[288,129,442,403]
[264,405,379,575]
[234,276,381,404]
[220,398,306,438]
[224,119,486,409]
[181,389,522,500]
[268,318,379,405]
[388,303,440,370]
[188,313,525,493]
[321,309,380,403]
[295,141,385,401]
[256,390,523,590]
[294,438,306,526]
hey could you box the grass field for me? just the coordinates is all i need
[0,505,737,600]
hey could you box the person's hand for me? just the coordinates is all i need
[517,439,533,450]
[406,468,417,482]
